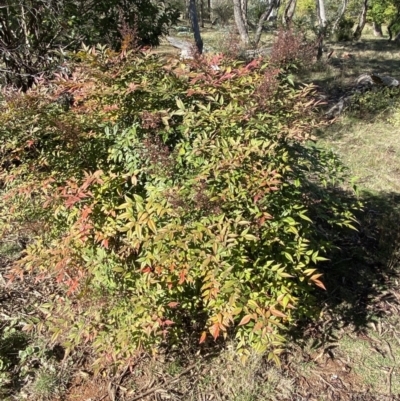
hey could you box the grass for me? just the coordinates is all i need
[31,368,66,401]
[318,117,400,192]
[298,33,400,399]
[340,331,400,395]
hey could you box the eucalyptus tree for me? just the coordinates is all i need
[233,0,282,45]
[353,0,369,39]
[233,0,250,43]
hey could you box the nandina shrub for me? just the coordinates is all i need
[269,28,316,71]
[0,46,359,368]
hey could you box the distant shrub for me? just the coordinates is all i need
[269,28,316,70]
[212,0,234,25]
[334,18,354,42]
[0,45,359,369]
[351,86,400,119]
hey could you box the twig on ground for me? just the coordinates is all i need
[387,366,394,395]
[127,363,198,401]
[313,372,337,391]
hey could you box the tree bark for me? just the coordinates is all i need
[253,0,280,46]
[233,0,250,44]
[316,0,327,28]
[316,0,327,59]
[207,0,211,19]
[189,0,203,53]
[332,0,348,33]
[241,0,248,30]
[353,0,368,40]
[282,0,297,26]
[184,0,190,20]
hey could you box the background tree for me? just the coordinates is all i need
[387,0,400,39]
[189,0,204,52]
[0,0,180,89]
[233,0,284,46]
[332,0,349,32]
[211,0,234,25]
[253,0,281,44]
[233,0,251,43]
[282,0,297,25]
[353,0,369,39]
[316,0,327,58]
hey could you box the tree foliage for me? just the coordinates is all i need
[0,0,179,89]
[0,45,359,368]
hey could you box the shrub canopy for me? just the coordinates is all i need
[0,46,359,367]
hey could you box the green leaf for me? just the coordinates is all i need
[176,97,185,110]
[284,252,294,263]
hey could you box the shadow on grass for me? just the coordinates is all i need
[290,190,400,347]
[328,39,400,75]
[312,84,400,144]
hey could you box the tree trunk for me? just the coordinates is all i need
[353,0,368,40]
[282,0,297,26]
[316,0,327,59]
[316,0,327,28]
[332,0,348,33]
[241,0,248,30]
[254,0,279,46]
[233,0,250,44]
[206,0,211,20]
[184,0,190,20]
[200,0,205,27]
[189,0,203,54]
[270,0,279,19]
[372,21,383,36]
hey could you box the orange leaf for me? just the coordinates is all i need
[178,270,187,285]
[199,331,207,344]
[209,323,220,340]
[310,273,323,280]
[313,279,327,290]
[253,321,263,332]
[270,308,287,318]
[238,314,252,326]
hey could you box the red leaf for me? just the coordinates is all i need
[168,302,179,308]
